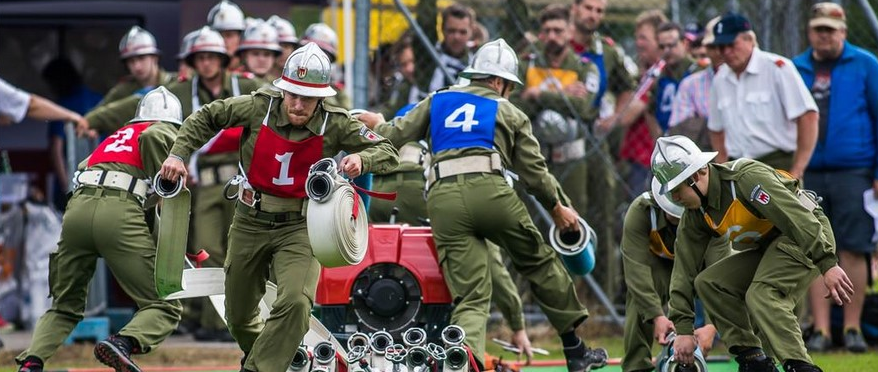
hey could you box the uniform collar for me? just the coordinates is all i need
[744,48,764,75]
[705,163,723,211]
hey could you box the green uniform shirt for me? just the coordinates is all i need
[169,86,399,184]
[374,84,570,211]
[669,159,837,335]
[97,69,177,107]
[83,121,179,181]
[648,57,702,115]
[512,44,600,124]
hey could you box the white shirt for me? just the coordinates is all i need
[708,48,817,159]
[0,77,31,124]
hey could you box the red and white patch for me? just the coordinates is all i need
[359,126,381,142]
[297,66,308,79]
[755,189,771,204]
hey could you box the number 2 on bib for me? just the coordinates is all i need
[104,128,136,153]
[444,103,479,132]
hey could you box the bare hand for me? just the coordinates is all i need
[551,203,580,232]
[563,82,588,98]
[672,334,697,365]
[595,116,616,136]
[159,156,188,185]
[511,330,533,365]
[340,154,363,178]
[694,324,716,356]
[521,87,541,100]
[75,116,91,138]
[356,111,385,130]
[822,265,854,305]
[653,315,675,345]
[872,180,878,198]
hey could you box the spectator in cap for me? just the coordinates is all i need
[707,13,818,178]
[793,2,878,354]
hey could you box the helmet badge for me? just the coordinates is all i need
[297,66,308,79]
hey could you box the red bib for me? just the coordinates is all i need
[87,122,152,170]
[204,127,244,154]
[246,98,324,198]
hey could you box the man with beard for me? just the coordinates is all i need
[98,26,177,107]
[649,22,701,134]
[513,3,599,217]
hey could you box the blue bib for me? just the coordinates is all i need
[581,51,607,108]
[429,91,498,154]
[656,76,679,132]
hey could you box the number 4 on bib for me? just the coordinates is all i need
[444,103,479,132]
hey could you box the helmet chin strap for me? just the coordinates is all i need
[688,176,708,208]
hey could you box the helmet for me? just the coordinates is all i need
[534,109,578,145]
[651,177,684,218]
[268,15,299,45]
[301,23,338,61]
[272,42,336,97]
[651,135,718,195]
[130,86,183,125]
[119,26,160,60]
[459,38,522,85]
[236,20,282,55]
[207,0,245,32]
[177,29,200,60]
[184,26,230,67]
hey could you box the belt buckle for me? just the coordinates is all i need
[239,188,260,208]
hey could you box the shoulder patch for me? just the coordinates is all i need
[358,126,382,142]
[602,36,616,47]
[774,59,785,68]
[233,71,256,79]
[750,185,771,205]
[177,74,189,83]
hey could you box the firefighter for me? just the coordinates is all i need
[98,26,177,107]
[15,87,184,372]
[266,15,300,80]
[158,42,398,372]
[300,23,352,110]
[235,20,282,81]
[207,0,246,71]
[358,39,608,372]
[652,135,854,372]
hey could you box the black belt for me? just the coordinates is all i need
[236,201,300,223]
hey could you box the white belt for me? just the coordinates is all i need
[199,164,239,187]
[426,153,504,187]
[75,170,149,200]
[550,138,586,163]
[399,142,430,167]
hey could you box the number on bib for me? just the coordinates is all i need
[444,103,479,133]
[273,151,295,186]
[104,128,136,153]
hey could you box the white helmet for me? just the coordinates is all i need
[459,38,522,85]
[207,0,246,32]
[184,26,230,67]
[534,109,579,145]
[651,135,718,195]
[301,23,338,61]
[177,29,200,60]
[130,86,183,125]
[236,20,282,55]
[268,15,299,45]
[119,26,161,60]
[272,42,336,98]
[650,177,684,218]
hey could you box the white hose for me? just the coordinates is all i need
[549,216,595,255]
[153,173,183,198]
[306,158,369,267]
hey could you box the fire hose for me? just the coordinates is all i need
[305,158,369,267]
[549,217,597,276]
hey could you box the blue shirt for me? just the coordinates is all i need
[47,85,103,142]
[794,41,878,178]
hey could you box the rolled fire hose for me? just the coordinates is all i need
[153,173,191,298]
[656,332,708,372]
[305,158,369,267]
[549,216,597,276]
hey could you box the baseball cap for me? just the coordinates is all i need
[810,2,846,29]
[702,16,721,46]
[712,13,752,46]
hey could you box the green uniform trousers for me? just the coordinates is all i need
[622,258,673,372]
[17,188,182,363]
[371,171,525,331]
[427,173,588,366]
[193,183,236,330]
[226,203,320,372]
[694,233,825,364]
[549,157,588,216]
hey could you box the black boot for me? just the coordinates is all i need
[17,356,43,372]
[734,348,779,372]
[782,360,823,372]
[94,334,143,372]
[563,339,608,372]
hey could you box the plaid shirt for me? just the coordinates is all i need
[668,67,714,127]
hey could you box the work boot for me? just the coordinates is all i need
[843,328,867,353]
[805,331,831,352]
[17,356,43,372]
[564,340,608,372]
[94,334,142,372]
[734,348,779,372]
[782,360,823,372]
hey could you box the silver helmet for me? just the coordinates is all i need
[183,26,230,66]
[272,42,336,97]
[177,29,200,60]
[459,38,522,85]
[301,23,338,61]
[119,26,160,60]
[651,135,718,195]
[207,0,245,32]
[130,86,183,125]
[267,15,299,45]
[236,19,282,55]
[533,109,579,145]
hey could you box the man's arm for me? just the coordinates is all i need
[620,199,667,322]
[790,110,818,179]
[667,213,713,336]
[169,95,252,160]
[707,82,728,162]
[85,95,140,133]
[330,113,399,176]
[669,74,698,128]
[368,96,433,147]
